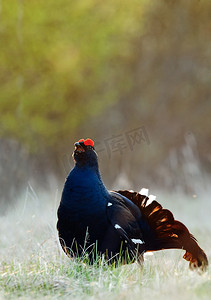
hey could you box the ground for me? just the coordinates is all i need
[0,188,210,299]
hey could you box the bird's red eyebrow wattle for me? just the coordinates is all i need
[84,138,94,147]
[78,139,85,143]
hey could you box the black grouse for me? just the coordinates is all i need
[57,138,208,270]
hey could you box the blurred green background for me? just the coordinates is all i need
[0,0,211,211]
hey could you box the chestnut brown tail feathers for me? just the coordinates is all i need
[117,190,208,270]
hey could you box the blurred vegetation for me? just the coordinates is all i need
[0,0,145,151]
[0,0,211,209]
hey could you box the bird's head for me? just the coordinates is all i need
[73,138,98,168]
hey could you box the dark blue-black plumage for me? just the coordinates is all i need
[57,138,208,269]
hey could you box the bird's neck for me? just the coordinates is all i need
[75,157,99,171]
[61,165,109,208]
[69,164,102,183]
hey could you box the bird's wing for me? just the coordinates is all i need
[106,191,146,256]
[116,189,208,271]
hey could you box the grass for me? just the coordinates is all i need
[0,187,211,299]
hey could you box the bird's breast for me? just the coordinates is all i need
[61,184,107,220]
[59,169,110,241]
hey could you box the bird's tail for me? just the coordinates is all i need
[117,190,208,271]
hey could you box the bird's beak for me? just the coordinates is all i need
[74,142,85,153]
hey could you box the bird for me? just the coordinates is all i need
[57,138,208,270]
